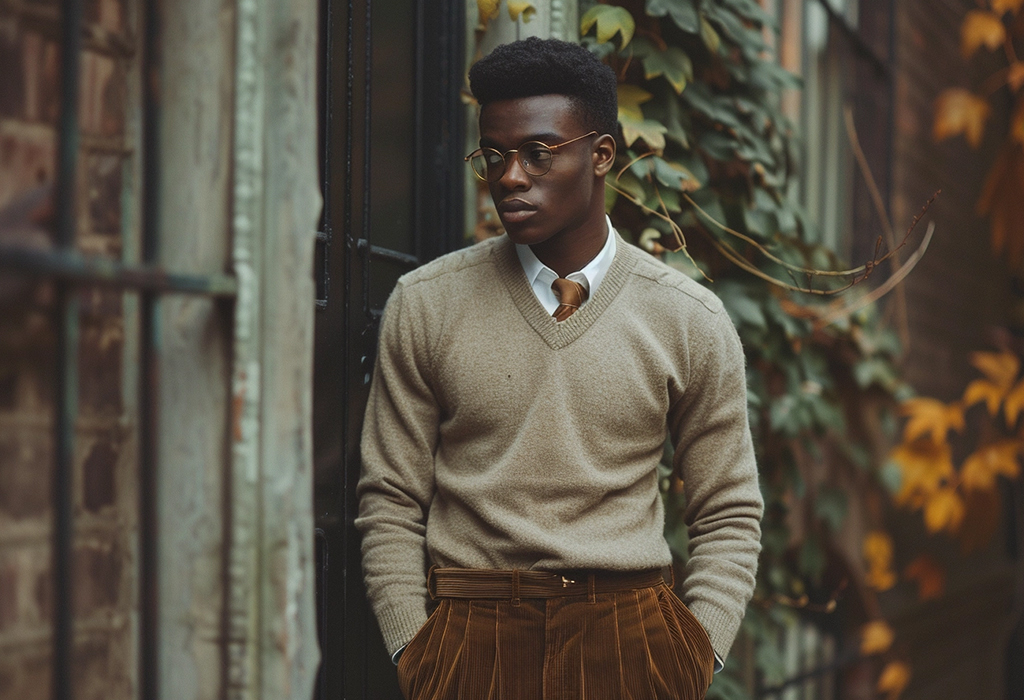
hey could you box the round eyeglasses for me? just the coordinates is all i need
[464,131,598,183]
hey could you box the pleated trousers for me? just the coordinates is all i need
[396,579,715,700]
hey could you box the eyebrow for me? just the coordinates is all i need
[479,132,565,149]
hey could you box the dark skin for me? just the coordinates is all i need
[478,94,616,278]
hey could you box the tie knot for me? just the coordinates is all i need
[550,278,588,321]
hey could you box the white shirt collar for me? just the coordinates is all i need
[514,215,618,299]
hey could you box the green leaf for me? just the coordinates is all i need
[647,0,700,33]
[697,130,739,160]
[642,46,694,94]
[700,14,722,53]
[617,84,654,121]
[653,157,701,190]
[720,0,779,27]
[611,168,648,203]
[620,114,668,151]
[717,280,767,330]
[581,5,635,49]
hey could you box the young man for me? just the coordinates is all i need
[356,37,763,700]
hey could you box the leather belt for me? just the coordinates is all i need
[427,567,668,603]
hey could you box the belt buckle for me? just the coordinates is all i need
[560,575,576,588]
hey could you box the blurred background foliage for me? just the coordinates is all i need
[572,2,917,696]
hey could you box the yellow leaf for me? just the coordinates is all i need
[899,398,965,443]
[617,85,653,121]
[507,0,536,22]
[1006,379,1024,427]
[934,89,992,148]
[962,10,1007,58]
[863,531,897,591]
[863,531,893,569]
[861,620,895,655]
[580,5,635,49]
[991,0,1024,15]
[964,379,1004,415]
[970,349,1019,386]
[877,661,911,700]
[903,555,945,601]
[477,0,500,23]
[964,351,1020,414]
[866,567,897,591]
[923,487,966,533]
[891,440,954,508]
[619,114,667,152]
[961,440,1022,490]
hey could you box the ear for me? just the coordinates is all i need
[592,134,616,177]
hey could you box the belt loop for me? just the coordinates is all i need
[427,565,438,600]
[666,565,676,590]
[511,569,521,607]
[587,573,596,604]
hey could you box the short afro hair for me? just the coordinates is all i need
[469,37,619,137]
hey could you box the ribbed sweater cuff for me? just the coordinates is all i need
[376,604,430,657]
[686,600,743,663]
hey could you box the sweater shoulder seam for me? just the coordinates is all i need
[626,254,723,314]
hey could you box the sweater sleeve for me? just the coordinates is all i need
[355,281,439,656]
[668,307,763,662]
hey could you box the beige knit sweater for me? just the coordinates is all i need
[356,232,763,661]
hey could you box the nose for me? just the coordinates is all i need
[497,152,531,191]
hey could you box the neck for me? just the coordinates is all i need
[529,207,609,278]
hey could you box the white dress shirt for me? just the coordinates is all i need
[514,215,617,315]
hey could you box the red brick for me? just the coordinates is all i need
[0,17,26,120]
[85,153,123,237]
[79,52,125,137]
[82,439,117,513]
[0,432,52,520]
[0,562,17,631]
[0,121,56,210]
[78,293,124,416]
[73,542,122,616]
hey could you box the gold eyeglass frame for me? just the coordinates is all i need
[464,131,598,182]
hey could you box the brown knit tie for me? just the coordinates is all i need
[551,278,588,322]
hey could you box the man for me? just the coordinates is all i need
[356,37,763,700]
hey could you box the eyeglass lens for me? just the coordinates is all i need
[470,142,554,182]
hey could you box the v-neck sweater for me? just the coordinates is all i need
[356,232,763,662]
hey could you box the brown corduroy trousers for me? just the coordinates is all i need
[397,573,715,700]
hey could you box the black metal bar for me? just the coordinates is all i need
[360,0,373,321]
[355,239,418,269]
[814,0,890,79]
[0,248,238,296]
[53,0,84,695]
[139,0,162,697]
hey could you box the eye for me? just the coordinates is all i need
[522,146,552,165]
[484,150,504,165]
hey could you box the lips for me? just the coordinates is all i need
[497,198,537,225]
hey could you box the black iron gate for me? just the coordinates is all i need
[312,0,464,697]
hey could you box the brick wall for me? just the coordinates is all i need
[0,0,137,697]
